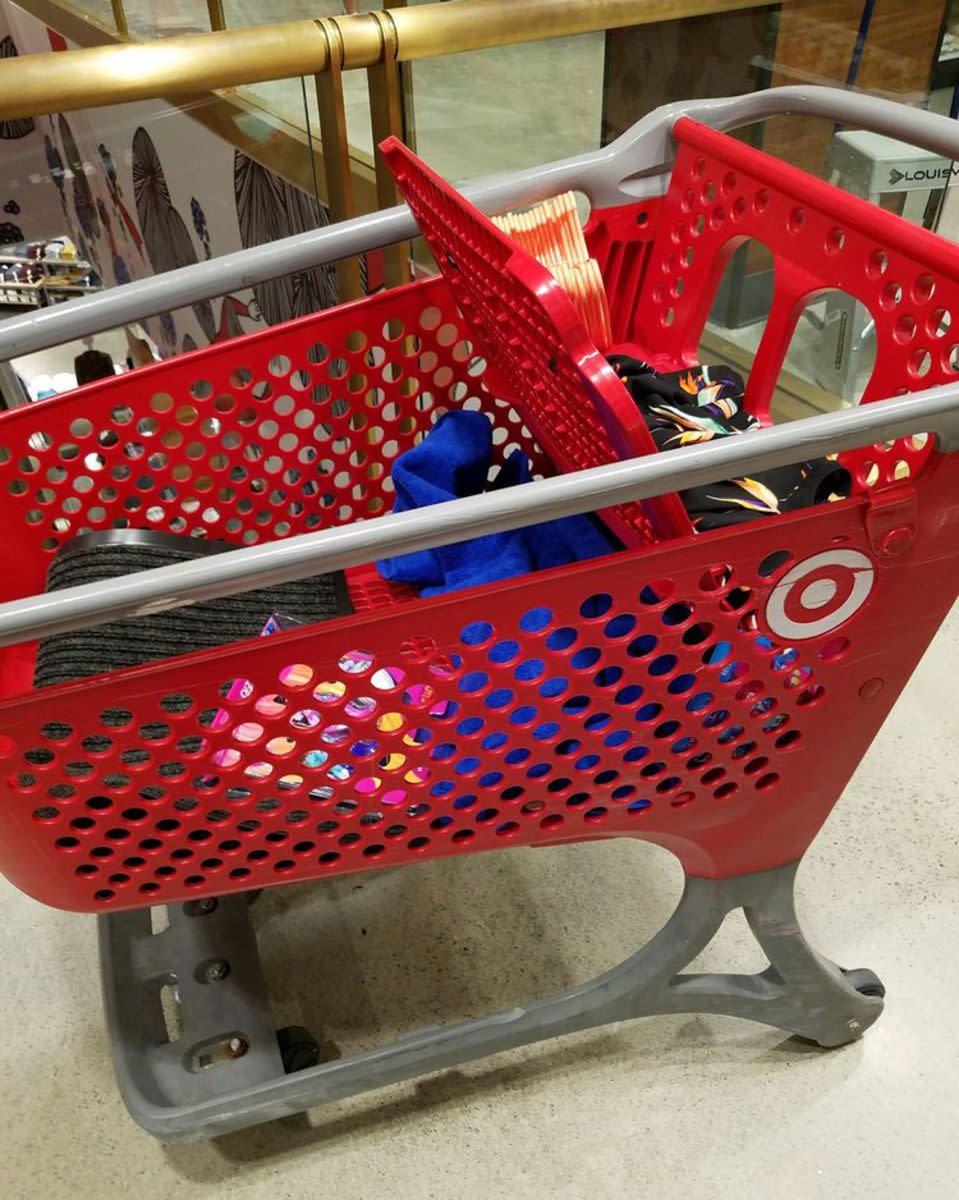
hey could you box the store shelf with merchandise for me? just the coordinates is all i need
[0,238,101,310]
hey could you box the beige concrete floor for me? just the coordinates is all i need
[1,604,957,1198]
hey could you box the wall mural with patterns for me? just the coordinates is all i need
[233,150,339,326]
[0,1,343,356]
[131,125,218,348]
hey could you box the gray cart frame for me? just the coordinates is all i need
[2,87,958,1141]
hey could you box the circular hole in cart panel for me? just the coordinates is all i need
[910,349,932,379]
[825,227,845,255]
[797,683,826,707]
[383,318,405,341]
[913,274,936,304]
[280,663,315,688]
[862,461,880,487]
[698,564,731,592]
[758,549,792,578]
[866,250,888,279]
[640,579,675,606]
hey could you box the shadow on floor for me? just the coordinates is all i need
[167,1029,629,1179]
[162,1015,852,1183]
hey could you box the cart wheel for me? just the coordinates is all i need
[841,967,886,999]
[276,1025,321,1073]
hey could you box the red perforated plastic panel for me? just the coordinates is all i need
[0,277,546,589]
[0,123,957,914]
[380,136,693,545]
[634,118,953,486]
[1,465,957,914]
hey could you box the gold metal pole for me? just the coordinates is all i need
[206,0,226,33]
[0,0,771,121]
[0,20,333,118]
[314,18,363,302]
[367,5,408,289]
[110,0,128,37]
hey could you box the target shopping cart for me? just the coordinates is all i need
[0,86,956,1140]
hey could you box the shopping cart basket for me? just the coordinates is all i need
[0,86,957,1140]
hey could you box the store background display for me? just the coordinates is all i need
[233,150,339,328]
[131,124,216,344]
[0,2,348,362]
[14,323,159,402]
[0,236,101,310]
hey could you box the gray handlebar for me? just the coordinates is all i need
[0,389,955,650]
[2,86,958,364]
[670,87,959,164]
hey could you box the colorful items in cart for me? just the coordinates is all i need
[608,354,852,530]
[376,409,620,596]
[209,612,306,768]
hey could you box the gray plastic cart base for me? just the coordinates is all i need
[99,858,884,1141]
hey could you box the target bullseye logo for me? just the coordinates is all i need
[765,549,875,640]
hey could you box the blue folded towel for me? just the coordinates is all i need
[377,410,620,595]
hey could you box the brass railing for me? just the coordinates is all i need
[1,0,772,298]
[0,0,767,117]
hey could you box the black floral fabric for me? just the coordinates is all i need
[608,355,852,531]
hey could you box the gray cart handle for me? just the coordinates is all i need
[0,389,956,651]
[2,85,958,363]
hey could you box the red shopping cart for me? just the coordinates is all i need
[0,87,956,1140]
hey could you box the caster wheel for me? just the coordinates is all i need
[841,967,886,999]
[276,1025,321,1073]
